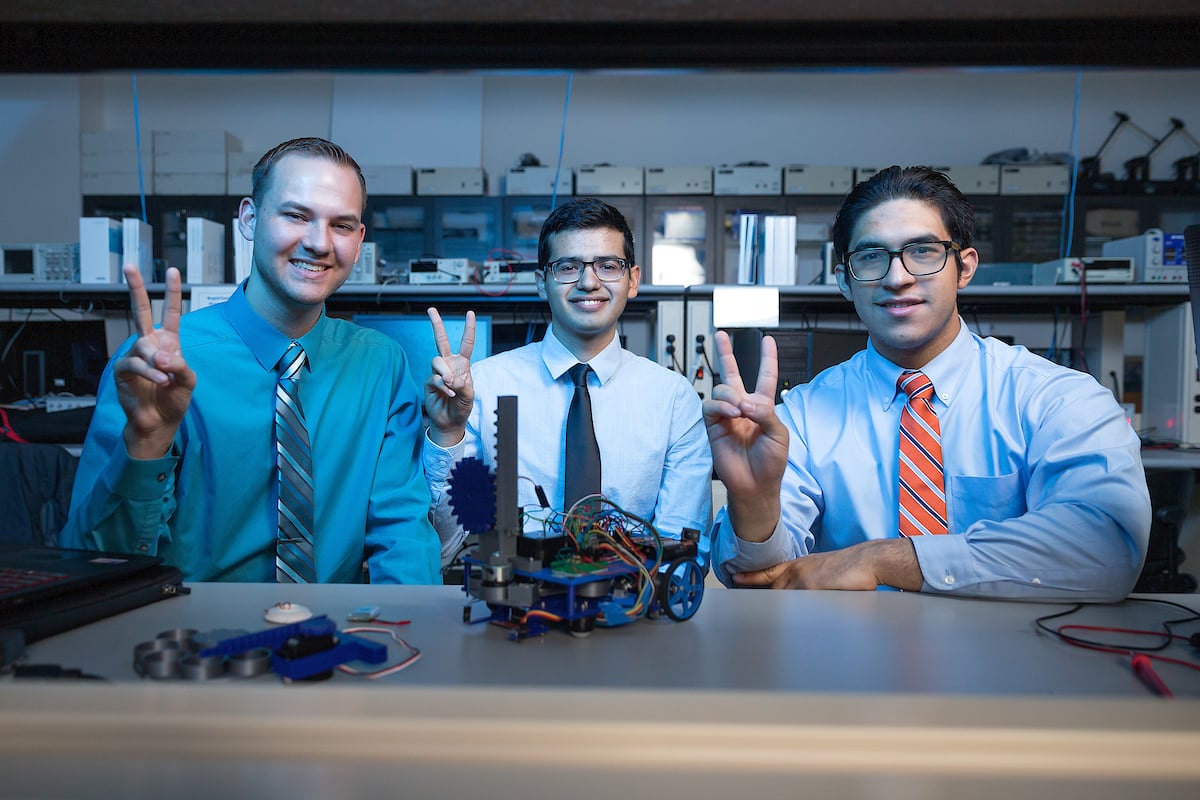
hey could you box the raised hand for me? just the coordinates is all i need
[115,264,196,459]
[702,330,789,542]
[424,307,476,446]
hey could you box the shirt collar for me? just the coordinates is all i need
[541,323,622,385]
[226,280,328,373]
[868,317,973,411]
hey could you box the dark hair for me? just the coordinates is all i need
[537,197,636,268]
[251,137,367,214]
[831,166,975,268]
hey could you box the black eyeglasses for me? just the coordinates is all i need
[843,240,961,282]
[545,258,631,284]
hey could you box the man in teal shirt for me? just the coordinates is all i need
[62,138,440,583]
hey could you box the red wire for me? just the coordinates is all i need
[1057,623,1188,643]
[1055,623,1200,699]
[0,407,29,443]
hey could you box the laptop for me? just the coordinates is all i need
[0,544,188,644]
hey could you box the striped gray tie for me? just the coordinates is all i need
[275,342,316,583]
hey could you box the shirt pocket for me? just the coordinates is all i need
[949,472,1025,526]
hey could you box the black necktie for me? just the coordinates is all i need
[564,363,601,510]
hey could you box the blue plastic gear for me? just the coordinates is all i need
[447,456,497,535]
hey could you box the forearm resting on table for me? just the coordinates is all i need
[853,538,923,591]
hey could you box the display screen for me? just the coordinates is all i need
[1,246,34,276]
[354,313,492,392]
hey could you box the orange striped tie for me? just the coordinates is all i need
[897,371,948,537]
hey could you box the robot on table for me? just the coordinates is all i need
[449,395,705,640]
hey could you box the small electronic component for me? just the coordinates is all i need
[347,605,381,623]
[264,602,313,624]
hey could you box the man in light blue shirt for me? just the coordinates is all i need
[424,198,712,567]
[705,166,1150,602]
[62,138,440,584]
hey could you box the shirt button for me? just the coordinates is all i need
[156,472,167,482]
[944,575,955,585]
[138,544,149,552]
[1031,577,1041,585]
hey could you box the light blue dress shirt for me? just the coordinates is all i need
[62,283,441,584]
[713,320,1151,602]
[424,326,713,565]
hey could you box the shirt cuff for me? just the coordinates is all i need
[712,506,800,585]
[909,533,980,593]
[109,447,178,501]
[422,429,467,483]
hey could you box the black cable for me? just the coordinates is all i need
[13,664,107,681]
[1034,598,1200,653]
[664,334,684,372]
[696,334,715,376]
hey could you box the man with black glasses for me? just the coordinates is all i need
[704,166,1150,602]
[424,198,712,569]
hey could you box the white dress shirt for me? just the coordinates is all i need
[425,326,713,565]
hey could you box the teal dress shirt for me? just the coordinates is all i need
[62,283,440,584]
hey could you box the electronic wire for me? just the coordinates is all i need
[1034,600,1200,698]
[556,494,663,623]
[550,72,574,212]
[132,74,148,225]
[1058,70,1082,260]
[337,627,421,679]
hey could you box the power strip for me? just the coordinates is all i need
[45,395,97,413]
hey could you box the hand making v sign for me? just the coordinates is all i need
[424,307,476,447]
[115,263,196,460]
[702,330,789,543]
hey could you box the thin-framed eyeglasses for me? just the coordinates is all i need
[843,240,962,282]
[545,257,631,284]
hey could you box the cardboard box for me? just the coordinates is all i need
[122,218,154,283]
[153,130,241,153]
[154,151,229,174]
[575,166,643,195]
[783,165,854,195]
[225,152,259,196]
[999,165,1070,195]
[361,165,415,195]
[186,218,226,284]
[644,166,713,195]
[714,166,781,195]
[153,172,227,195]
[935,165,1001,194]
[505,166,573,196]
[416,167,486,196]
[82,150,152,174]
[82,131,150,155]
[81,172,148,195]
[79,217,122,284]
[1084,208,1140,239]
